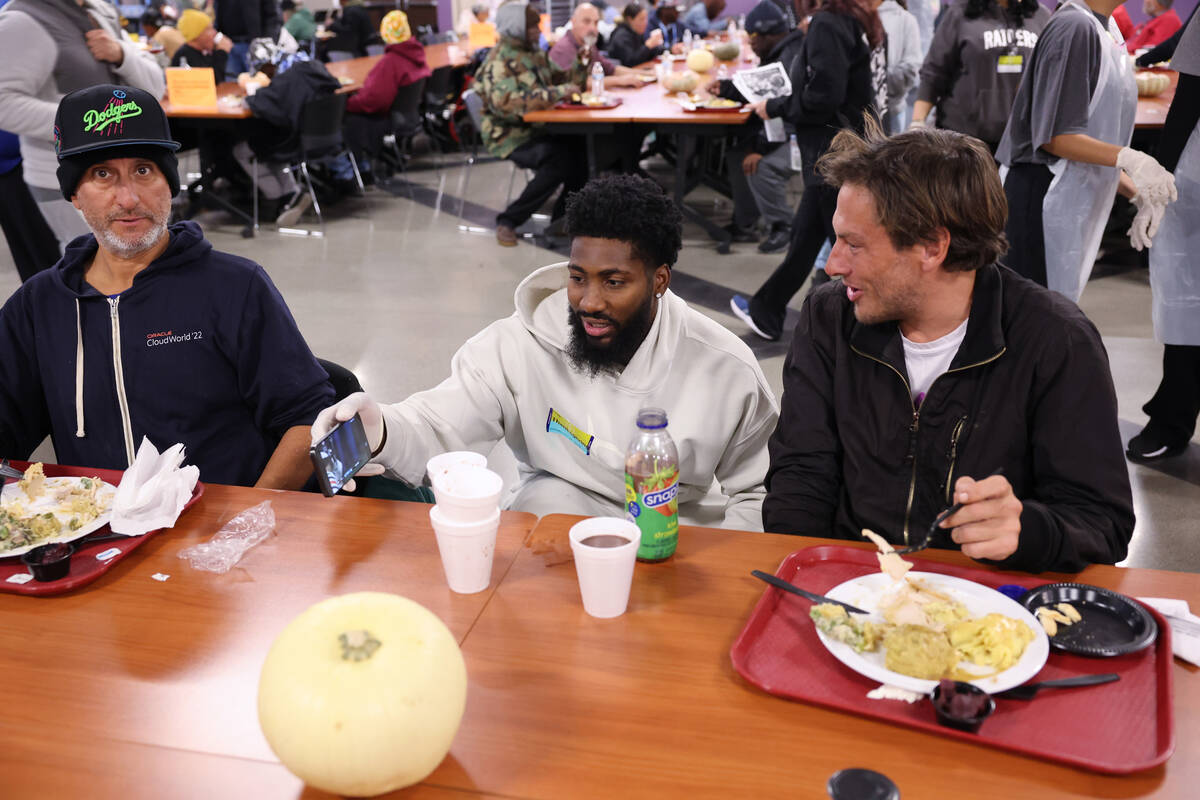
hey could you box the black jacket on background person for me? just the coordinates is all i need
[765,10,874,182]
[606,21,663,66]
[245,61,341,156]
[717,28,805,155]
[213,0,282,42]
[170,44,228,79]
[328,3,376,56]
[763,264,1135,574]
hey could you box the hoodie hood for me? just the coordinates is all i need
[52,220,213,298]
[513,263,684,395]
[385,38,428,67]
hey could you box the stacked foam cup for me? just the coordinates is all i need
[427,452,503,594]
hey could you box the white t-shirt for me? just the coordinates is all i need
[901,318,969,406]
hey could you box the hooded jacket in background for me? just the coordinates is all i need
[374,264,779,530]
[285,7,318,41]
[245,60,341,156]
[328,0,375,56]
[0,222,335,487]
[918,1,1051,147]
[346,39,433,115]
[764,264,1134,574]
[878,0,922,127]
[0,0,166,191]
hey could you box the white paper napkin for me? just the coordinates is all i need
[109,437,200,536]
[1137,597,1200,667]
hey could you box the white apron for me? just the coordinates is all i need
[1149,122,1200,345]
[1041,1,1137,301]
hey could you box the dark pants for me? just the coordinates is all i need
[0,164,61,282]
[497,136,589,229]
[749,180,839,336]
[343,111,391,168]
[1003,162,1054,288]
[1144,345,1200,441]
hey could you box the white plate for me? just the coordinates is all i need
[0,476,116,558]
[814,571,1049,695]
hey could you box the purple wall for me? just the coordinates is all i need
[438,1,453,34]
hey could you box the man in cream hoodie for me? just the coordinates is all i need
[0,0,166,253]
[314,175,779,530]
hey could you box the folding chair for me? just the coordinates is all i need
[254,92,365,230]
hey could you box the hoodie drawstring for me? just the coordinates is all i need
[75,298,85,438]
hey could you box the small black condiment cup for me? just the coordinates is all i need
[21,543,75,582]
[930,680,995,734]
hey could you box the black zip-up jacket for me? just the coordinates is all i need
[606,22,663,67]
[765,10,874,181]
[213,0,281,42]
[717,28,805,154]
[763,264,1134,574]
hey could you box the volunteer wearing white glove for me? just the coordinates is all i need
[1127,11,1200,463]
[312,175,779,530]
[996,0,1176,301]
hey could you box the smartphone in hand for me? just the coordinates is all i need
[309,413,372,497]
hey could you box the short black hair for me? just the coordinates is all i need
[564,174,683,271]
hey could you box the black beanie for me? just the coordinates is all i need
[53,84,181,200]
[57,145,181,201]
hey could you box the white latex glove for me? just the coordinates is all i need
[1128,192,1167,251]
[311,392,387,492]
[907,118,927,130]
[1117,147,1178,206]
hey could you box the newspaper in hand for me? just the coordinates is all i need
[731,62,793,143]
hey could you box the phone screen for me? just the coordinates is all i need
[309,414,371,496]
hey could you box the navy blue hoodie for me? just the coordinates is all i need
[0,221,334,486]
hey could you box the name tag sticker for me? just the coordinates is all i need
[546,408,594,455]
[96,547,121,562]
[998,54,1023,74]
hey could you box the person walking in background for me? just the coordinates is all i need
[212,0,282,78]
[1127,10,1200,462]
[730,0,882,342]
[910,0,1049,153]
[874,0,922,134]
[0,0,166,256]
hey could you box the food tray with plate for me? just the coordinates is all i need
[554,96,624,110]
[0,462,204,596]
[729,545,1174,774]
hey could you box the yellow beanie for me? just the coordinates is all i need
[178,9,212,43]
[380,10,411,44]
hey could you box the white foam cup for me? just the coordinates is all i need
[431,464,503,523]
[568,517,640,619]
[425,450,488,483]
[429,505,500,594]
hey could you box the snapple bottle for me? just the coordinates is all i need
[625,408,679,562]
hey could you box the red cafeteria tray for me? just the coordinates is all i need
[1,461,204,596]
[729,546,1175,774]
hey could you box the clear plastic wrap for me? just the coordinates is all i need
[177,501,275,573]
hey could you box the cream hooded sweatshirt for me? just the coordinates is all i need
[376,264,779,530]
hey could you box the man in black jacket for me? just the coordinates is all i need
[764,125,1134,574]
[711,1,804,253]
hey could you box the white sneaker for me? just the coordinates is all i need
[276,193,313,227]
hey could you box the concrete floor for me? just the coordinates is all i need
[2,148,1196,573]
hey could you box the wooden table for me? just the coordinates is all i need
[0,484,536,798]
[3,499,1195,798]
[1135,69,1178,130]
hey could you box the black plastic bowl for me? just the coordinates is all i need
[21,543,75,582]
[930,680,995,734]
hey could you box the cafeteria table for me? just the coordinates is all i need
[1,487,1195,798]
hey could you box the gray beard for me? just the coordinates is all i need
[88,214,169,259]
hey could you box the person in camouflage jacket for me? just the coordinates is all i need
[475,2,590,246]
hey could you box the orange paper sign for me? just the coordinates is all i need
[468,21,498,48]
[165,67,218,109]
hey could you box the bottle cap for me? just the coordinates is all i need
[636,407,668,430]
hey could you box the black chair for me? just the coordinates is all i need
[382,77,428,183]
[267,92,365,229]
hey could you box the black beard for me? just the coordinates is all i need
[565,294,656,378]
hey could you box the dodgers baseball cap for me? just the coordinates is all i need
[54,84,182,200]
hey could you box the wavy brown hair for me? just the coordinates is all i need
[817,119,1008,272]
[821,0,884,50]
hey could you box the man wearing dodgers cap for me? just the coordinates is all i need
[0,85,335,490]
